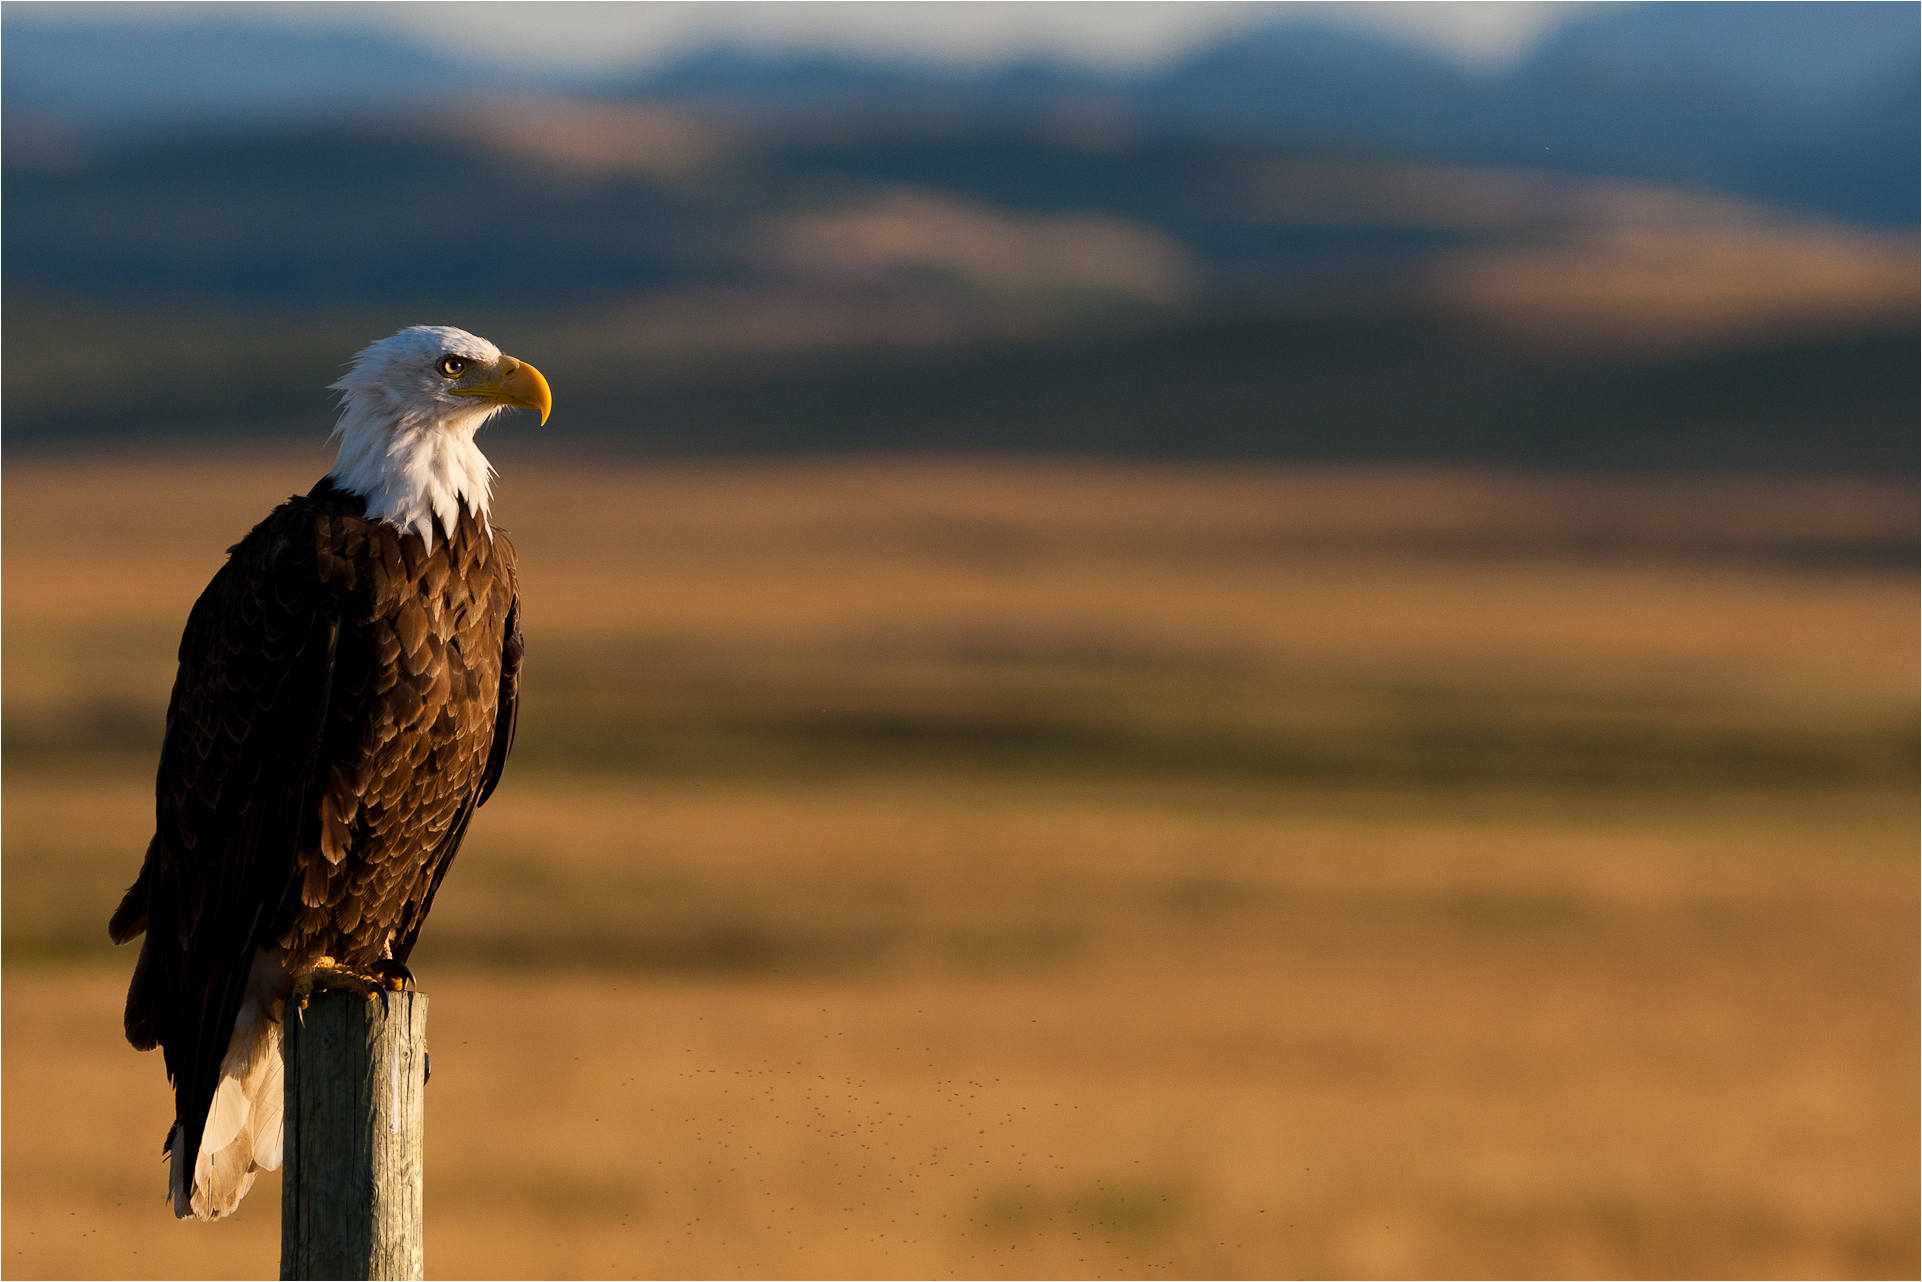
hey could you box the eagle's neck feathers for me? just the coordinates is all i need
[326,400,495,545]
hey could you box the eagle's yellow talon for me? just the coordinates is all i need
[294,958,387,1003]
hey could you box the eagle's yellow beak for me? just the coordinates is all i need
[453,356,552,424]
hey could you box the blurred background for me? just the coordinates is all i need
[3,2,1916,1277]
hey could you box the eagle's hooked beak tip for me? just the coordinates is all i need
[498,356,553,426]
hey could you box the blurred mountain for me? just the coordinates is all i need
[0,20,560,126]
[1506,2,1920,221]
[7,4,1916,221]
[3,4,1914,472]
[1521,1,1913,115]
[1137,3,1919,223]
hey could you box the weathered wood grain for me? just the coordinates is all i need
[281,988,427,1281]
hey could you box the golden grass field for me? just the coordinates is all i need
[4,451,1916,1279]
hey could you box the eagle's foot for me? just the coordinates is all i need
[290,956,387,1017]
[370,958,416,992]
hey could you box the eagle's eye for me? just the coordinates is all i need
[438,355,468,378]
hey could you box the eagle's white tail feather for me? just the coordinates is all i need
[173,957,288,1220]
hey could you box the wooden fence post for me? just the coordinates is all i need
[281,987,429,1281]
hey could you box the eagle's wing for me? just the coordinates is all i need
[110,499,340,1186]
[390,572,521,964]
[477,596,522,808]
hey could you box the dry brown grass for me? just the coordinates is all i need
[3,453,1915,1278]
[7,452,1913,693]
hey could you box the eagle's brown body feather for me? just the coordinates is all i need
[110,476,521,1216]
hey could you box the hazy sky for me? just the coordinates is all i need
[20,3,1604,73]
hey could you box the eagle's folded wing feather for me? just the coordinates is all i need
[114,502,341,1200]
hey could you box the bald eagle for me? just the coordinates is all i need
[108,325,551,1220]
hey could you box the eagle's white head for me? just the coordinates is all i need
[326,325,552,544]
